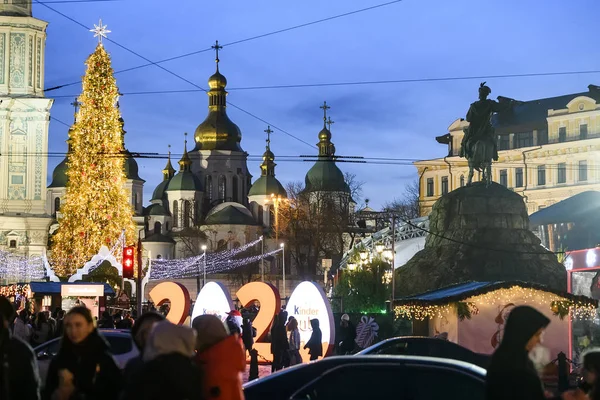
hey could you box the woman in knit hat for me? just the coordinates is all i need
[193,314,246,400]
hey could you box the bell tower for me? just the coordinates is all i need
[0,0,53,257]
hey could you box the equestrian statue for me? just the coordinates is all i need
[460,82,513,186]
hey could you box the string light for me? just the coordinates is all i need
[0,251,47,283]
[0,283,31,298]
[394,285,597,321]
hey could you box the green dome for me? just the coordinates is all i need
[205,202,257,225]
[166,170,203,192]
[304,159,350,193]
[248,175,287,198]
[48,157,68,188]
[144,203,169,216]
[151,179,170,201]
[124,150,145,182]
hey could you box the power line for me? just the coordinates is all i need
[36,0,119,3]
[35,0,317,149]
[43,0,404,92]
[48,68,600,99]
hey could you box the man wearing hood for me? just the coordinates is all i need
[485,305,553,400]
[123,321,203,400]
[304,319,323,361]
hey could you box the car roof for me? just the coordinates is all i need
[356,336,468,354]
[34,330,132,350]
[243,355,486,389]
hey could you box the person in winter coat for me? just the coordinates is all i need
[124,320,202,400]
[287,317,302,366]
[241,317,255,354]
[192,314,245,400]
[485,305,552,400]
[122,311,165,386]
[270,310,289,371]
[97,311,114,329]
[226,310,243,336]
[42,306,122,400]
[13,309,33,343]
[560,350,600,400]
[304,319,323,361]
[0,296,41,400]
[32,311,52,346]
[338,314,356,355]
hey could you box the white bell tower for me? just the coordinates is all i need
[0,0,53,257]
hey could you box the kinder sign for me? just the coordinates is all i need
[148,280,335,362]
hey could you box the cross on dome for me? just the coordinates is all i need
[319,101,330,127]
[90,19,111,44]
[212,40,223,66]
[264,126,273,149]
[326,116,334,131]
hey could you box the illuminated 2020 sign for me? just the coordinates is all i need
[148,280,335,363]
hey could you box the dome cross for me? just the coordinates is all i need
[264,126,273,150]
[212,40,223,68]
[326,116,334,131]
[319,101,330,128]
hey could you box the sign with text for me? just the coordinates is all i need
[61,284,104,297]
[191,282,234,322]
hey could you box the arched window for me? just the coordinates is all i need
[172,201,179,228]
[232,175,239,203]
[218,175,226,201]
[460,175,465,187]
[183,201,191,228]
[154,221,162,234]
[54,197,60,214]
[258,205,264,225]
[206,176,213,202]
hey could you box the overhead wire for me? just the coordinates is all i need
[42,0,405,92]
[35,0,320,148]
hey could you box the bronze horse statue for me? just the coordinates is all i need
[460,82,502,186]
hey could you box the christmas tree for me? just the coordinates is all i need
[51,41,136,277]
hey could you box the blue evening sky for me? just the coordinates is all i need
[38,0,600,209]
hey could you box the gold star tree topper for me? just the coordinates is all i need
[90,19,111,44]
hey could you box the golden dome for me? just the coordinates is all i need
[318,127,331,141]
[208,69,227,89]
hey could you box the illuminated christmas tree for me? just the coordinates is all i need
[51,34,135,277]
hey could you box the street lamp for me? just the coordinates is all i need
[280,243,286,299]
[383,249,393,260]
[359,251,369,263]
[375,244,385,254]
[201,244,207,287]
[347,263,357,271]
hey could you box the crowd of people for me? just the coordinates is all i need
[0,296,247,400]
[5,295,600,400]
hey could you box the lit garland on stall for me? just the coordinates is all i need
[50,42,136,277]
[394,285,597,321]
[0,251,47,283]
[0,283,31,298]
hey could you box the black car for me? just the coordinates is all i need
[357,336,490,368]
[243,355,486,400]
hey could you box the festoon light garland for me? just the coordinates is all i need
[394,286,597,321]
[0,250,47,283]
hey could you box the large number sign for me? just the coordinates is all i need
[150,280,335,363]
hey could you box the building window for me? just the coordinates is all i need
[515,168,524,188]
[498,135,510,150]
[258,205,264,224]
[133,192,138,208]
[515,132,533,148]
[154,221,161,234]
[426,178,434,197]
[537,165,546,186]
[9,240,16,248]
[54,197,60,214]
[183,201,191,228]
[218,175,226,201]
[205,176,213,202]
[580,124,588,140]
[232,175,239,203]
[579,160,588,182]
[172,201,179,228]
[559,127,567,142]
[537,130,548,145]
[460,175,465,187]
[557,163,567,184]
[441,176,449,195]
[499,170,507,187]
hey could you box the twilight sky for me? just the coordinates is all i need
[38,0,600,209]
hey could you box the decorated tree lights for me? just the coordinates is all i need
[50,21,135,277]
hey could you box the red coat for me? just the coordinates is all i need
[195,335,246,400]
